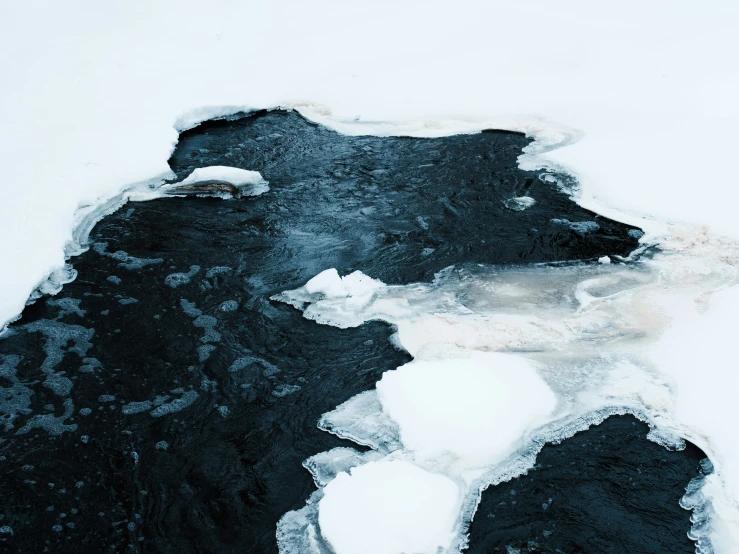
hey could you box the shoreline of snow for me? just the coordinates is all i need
[2,103,659,333]
[1,160,269,334]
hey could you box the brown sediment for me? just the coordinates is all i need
[167,181,240,196]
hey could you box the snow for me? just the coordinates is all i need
[275,269,385,324]
[279,240,739,552]
[304,269,383,299]
[649,286,739,550]
[175,166,269,195]
[2,0,739,331]
[376,353,556,472]
[3,1,739,552]
[318,459,461,554]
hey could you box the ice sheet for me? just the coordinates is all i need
[279,226,739,552]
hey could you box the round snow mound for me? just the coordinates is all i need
[318,459,460,554]
[377,351,556,468]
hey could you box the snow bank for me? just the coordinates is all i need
[2,0,739,331]
[649,286,739,551]
[304,269,384,300]
[318,459,461,554]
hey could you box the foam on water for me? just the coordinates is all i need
[149,390,199,418]
[0,354,33,431]
[276,224,739,553]
[165,265,201,288]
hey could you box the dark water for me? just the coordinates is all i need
[467,416,706,554]
[0,110,702,553]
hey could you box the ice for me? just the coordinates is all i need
[164,265,200,288]
[149,390,199,417]
[303,448,385,488]
[318,459,461,554]
[274,269,385,327]
[303,268,384,301]
[3,2,739,550]
[648,285,739,552]
[0,3,737,331]
[318,390,403,454]
[550,218,600,234]
[377,352,556,473]
[502,196,536,211]
[92,242,163,271]
[278,232,739,552]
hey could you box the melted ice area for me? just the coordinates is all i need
[275,227,739,553]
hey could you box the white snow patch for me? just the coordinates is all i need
[377,352,556,473]
[318,459,461,554]
[273,269,385,326]
[649,286,739,551]
[305,268,384,299]
[176,166,269,195]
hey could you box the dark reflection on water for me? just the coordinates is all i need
[467,415,706,554]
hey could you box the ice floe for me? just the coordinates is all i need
[277,224,739,552]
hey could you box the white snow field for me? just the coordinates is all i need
[2,1,739,552]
